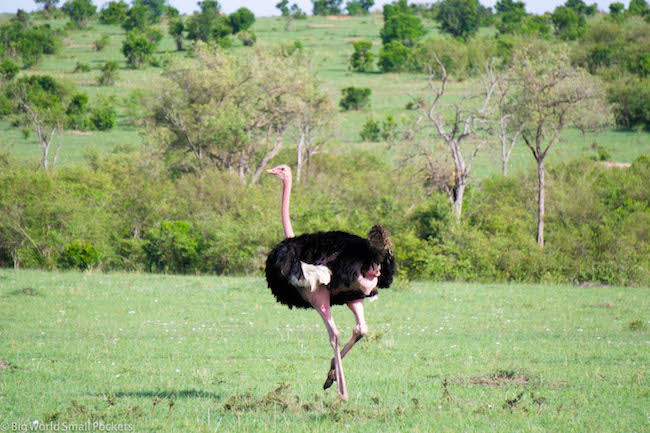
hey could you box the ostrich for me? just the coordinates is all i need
[264,164,395,401]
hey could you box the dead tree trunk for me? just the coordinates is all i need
[414,54,497,222]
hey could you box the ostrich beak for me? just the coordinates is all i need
[267,167,282,177]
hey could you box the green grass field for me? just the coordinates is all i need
[1,270,647,432]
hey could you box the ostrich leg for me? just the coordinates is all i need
[324,299,367,390]
[308,286,349,401]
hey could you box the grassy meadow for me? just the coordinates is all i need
[0,270,648,432]
[2,13,650,174]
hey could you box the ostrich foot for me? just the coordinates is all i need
[324,368,336,390]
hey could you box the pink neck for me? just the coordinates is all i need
[281,176,295,239]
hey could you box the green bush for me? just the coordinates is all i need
[122,29,156,68]
[0,59,19,81]
[339,86,371,111]
[228,7,255,33]
[381,11,426,46]
[90,101,116,130]
[94,34,109,51]
[360,117,381,141]
[349,40,374,72]
[122,4,150,31]
[378,41,414,72]
[97,61,119,86]
[142,220,202,273]
[607,77,650,129]
[59,241,100,270]
[62,0,96,28]
[66,93,90,130]
[73,61,91,73]
[99,0,129,25]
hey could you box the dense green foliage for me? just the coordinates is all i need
[312,0,343,16]
[61,0,96,29]
[349,40,374,72]
[121,28,157,68]
[97,60,119,85]
[435,0,481,40]
[380,9,426,46]
[99,0,129,25]
[571,19,650,128]
[228,7,255,33]
[0,18,61,68]
[339,86,372,110]
[0,151,648,286]
[0,4,649,288]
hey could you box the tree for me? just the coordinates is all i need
[378,40,413,72]
[99,0,129,25]
[349,40,374,72]
[508,42,611,246]
[228,8,255,33]
[340,87,371,110]
[383,0,410,20]
[380,12,426,47]
[628,0,649,16]
[0,59,19,82]
[312,0,343,16]
[564,0,598,16]
[97,60,119,85]
[551,6,587,40]
[65,92,89,130]
[186,1,232,44]
[151,43,334,184]
[133,0,166,23]
[169,19,185,50]
[3,75,70,173]
[62,0,97,29]
[35,0,59,14]
[609,2,625,22]
[435,0,481,40]
[121,29,156,68]
[495,0,525,14]
[410,54,498,221]
[495,0,527,34]
[293,81,336,182]
[487,70,526,176]
[276,0,306,30]
[347,0,374,15]
[122,4,151,31]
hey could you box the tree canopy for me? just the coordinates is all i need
[435,0,481,40]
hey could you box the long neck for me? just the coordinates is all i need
[281,177,295,239]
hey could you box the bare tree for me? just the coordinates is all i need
[293,89,335,182]
[6,76,67,175]
[486,70,526,176]
[411,53,498,221]
[509,42,612,246]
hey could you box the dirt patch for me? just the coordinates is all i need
[327,16,351,21]
[65,130,93,136]
[597,161,631,168]
[447,369,531,387]
[343,37,382,45]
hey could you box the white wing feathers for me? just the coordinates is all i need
[290,261,332,292]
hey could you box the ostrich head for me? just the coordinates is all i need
[267,164,292,183]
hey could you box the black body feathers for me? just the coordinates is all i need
[265,227,395,309]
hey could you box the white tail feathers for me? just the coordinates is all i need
[290,262,332,291]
